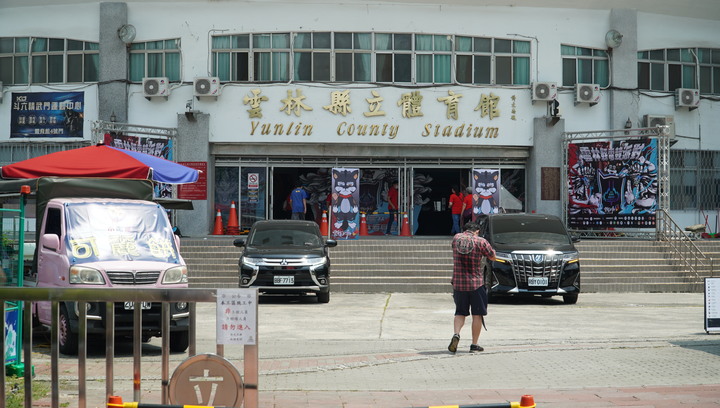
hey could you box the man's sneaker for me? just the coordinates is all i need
[448,334,460,353]
[469,344,484,353]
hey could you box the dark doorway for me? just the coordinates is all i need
[272,168,331,224]
[413,168,469,236]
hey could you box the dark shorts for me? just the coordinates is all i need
[453,287,488,316]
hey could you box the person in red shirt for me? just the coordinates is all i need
[385,180,399,235]
[449,186,464,234]
[448,221,496,354]
[460,186,474,227]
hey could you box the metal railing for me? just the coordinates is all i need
[0,287,258,408]
[656,209,715,281]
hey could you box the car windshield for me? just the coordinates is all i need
[64,202,180,263]
[491,217,571,246]
[248,224,322,247]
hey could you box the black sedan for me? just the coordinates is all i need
[233,220,337,303]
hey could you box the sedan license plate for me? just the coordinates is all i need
[528,277,548,287]
[274,276,294,285]
[124,301,152,310]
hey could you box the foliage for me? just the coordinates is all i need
[4,375,50,408]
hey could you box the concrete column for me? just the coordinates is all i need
[175,113,211,236]
[609,9,639,129]
[527,117,564,217]
[98,2,129,123]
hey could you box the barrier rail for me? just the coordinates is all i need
[657,209,716,281]
[0,287,258,408]
[411,394,536,408]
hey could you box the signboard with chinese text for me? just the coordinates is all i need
[216,289,257,345]
[11,92,84,138]
[567,138,658,229]
[178,162,207,200]
[209,85,534,147]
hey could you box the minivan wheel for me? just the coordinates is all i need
[563,293,579,305]
[317,291,330,304]
[169,330,189,352]
[59,306,78,355]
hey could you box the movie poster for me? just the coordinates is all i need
[331,167,360,240]
[472,169,500,216]
[568,138,658,228]
[10,92,84,138]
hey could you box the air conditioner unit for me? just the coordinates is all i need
[531,82,557,103]
[675,88,699,110]
[193,77,221,99]
[643,114,675,141]
[142,77,170,100]
[575,83,600,106]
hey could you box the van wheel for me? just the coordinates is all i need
[169,330,189,352]
[563,293,579,305]
[317,291,330,304]
[59,307,78,355]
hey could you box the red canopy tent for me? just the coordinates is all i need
[0,144,198,184]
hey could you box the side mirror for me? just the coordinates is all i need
[233,237,247,247]
[40,234,60,252]
[571,235,580,243]
[325,239,338,248]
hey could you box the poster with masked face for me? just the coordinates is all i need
[331,168,360,240]
[568,138,657,228]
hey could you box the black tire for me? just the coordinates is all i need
[563,293,579,305]
[169,330,189,352]
[317,291,330,304]
[59,306,78,356]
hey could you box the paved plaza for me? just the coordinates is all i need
[30,292,720,407]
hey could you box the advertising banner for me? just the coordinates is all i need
[103,133,174,198]
[331,168,360,240]
[472,169,500,216]
[11,92,84,138]
[568,138,658,229]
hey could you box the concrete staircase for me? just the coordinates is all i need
[179,236,719,293]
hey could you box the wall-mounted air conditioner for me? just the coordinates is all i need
[193,77,221,99]
[142,77,170,100]
[531,82,557,103]
[675,88,699,110]
[575,83,600,106]
[643,114,675,142]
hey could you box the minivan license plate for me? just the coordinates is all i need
[124,301,152,310]
[528,277,548,287]
[274,276,294,285]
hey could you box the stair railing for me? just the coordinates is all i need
[656,209,715,281]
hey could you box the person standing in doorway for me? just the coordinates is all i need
[449,186,464,234]
[448,221,496,354]
[385,180,399,235]
[289,183,309,220]
[461,186,474,227]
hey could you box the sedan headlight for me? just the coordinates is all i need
[242,257,263,266]
[162,265,188,284]
[69,266,106,285]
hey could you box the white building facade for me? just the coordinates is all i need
[1,1,719,236]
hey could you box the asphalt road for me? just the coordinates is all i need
[29,292,720,407]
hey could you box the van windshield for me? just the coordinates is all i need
[64,202,180,263]
[491,217,571,246]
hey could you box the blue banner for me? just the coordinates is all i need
[11,92,84,138]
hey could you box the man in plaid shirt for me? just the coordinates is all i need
[448,221,496,353]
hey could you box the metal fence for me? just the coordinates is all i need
[0,287,258,408]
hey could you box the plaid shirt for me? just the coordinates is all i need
[451,231,496,291]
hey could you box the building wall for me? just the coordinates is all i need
[1,1,719,235]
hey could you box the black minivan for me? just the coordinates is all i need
[478,213,581,304]
[233,220,337,303]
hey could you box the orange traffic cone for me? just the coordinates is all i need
[107,395,123,408]
[225,201,240,235]
[519,395,536,408]
[359,213,369,236]
[320,211,329,236]
[400,212,411,236]
[212,209,224,235]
